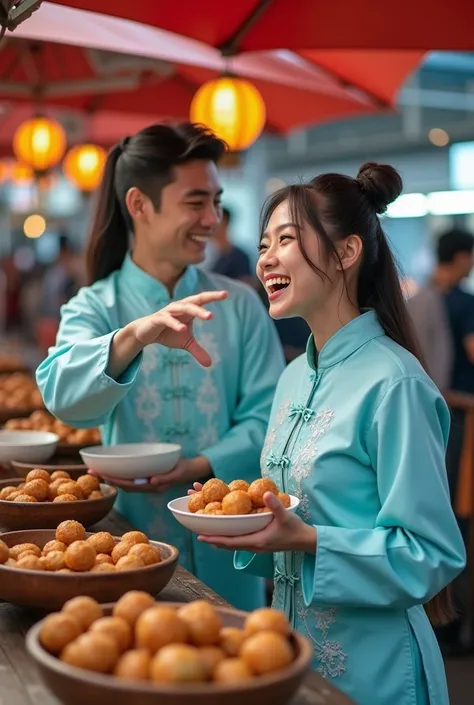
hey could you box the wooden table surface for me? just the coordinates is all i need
[0,509,355,705]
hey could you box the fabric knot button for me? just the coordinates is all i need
[266,452,290,470]
[289,403,315,423]
[275,566,300,587]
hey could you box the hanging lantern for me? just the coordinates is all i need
[13,116,67,172]
[190,76,266,152]
[10,161,34,185]
[0,159,11,184]
[63,143,106,192]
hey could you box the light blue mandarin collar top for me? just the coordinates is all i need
[120,252,198,304]
[306,310,385,371]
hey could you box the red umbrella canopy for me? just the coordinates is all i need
[45,0,474,51]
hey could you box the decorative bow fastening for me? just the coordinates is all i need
[275,566,300,587]
[266,452,290,471]
[162,386,194,401]
[289,403,315,423]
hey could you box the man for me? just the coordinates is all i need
[37,122,285,610]
[210,208,254,285]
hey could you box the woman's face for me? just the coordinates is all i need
[257,199,341,320]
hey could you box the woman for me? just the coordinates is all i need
[196,162,466,705]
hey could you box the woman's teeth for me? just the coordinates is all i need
[266,276,291,293]
[189,234,209,244]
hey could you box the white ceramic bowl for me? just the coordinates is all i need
[168,494,300,537]
[80,443,181,479]
[0,430,59,463]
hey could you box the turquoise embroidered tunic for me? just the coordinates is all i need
[36,254,285,610]
[235,311,465,705]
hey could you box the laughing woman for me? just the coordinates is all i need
[197,163,466,705]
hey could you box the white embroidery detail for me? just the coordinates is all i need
[141,346,158,374]
[197,425,219,450]
[135,383,161,424]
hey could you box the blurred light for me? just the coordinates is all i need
[428,128,449,147]
[23,214,46,239]
[265,177,286,196]
[13,246,35,272]
[11,162,34,185]
[386,193,428,218]
[427,190,474,215]
[450,141,474,190]
[400,278,419,299]
[13,117,67,171]
[63,144,106,192]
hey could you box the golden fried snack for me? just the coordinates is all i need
[14,494,37,503]
[62,596,103,630]
[248,478,279,508]
[228,479,250,492]
[128,543,161,566]
[65,541,96,572]
[42,551,67,572]
[90,563,116,573]
[86,532,115,555]
[240,632,293,674]
[278,492,291,509]
[25,469,51,484]
[198,646,226,677]
[215,657,254,683]
[111,541,131,564]
[53,494,78,503]
[43,540,67,554]
[57,568,73,573]
[178,601,222,646]
[6,491,21,501]
[201,478,230,504]
[121,531,149,546]
[40,613,82,654]
[57,482,84,501]
[188,492,206,513]
[113,591,155,628]
[195,509,206,514]
[60,633,119,673]
[88,490,103,500]
[50,471,71,482]
[90,617,132,653]
[47,479,67,501]
[222,490,252,516]
[135,607,189,653]
[257,507,271,513]
[244,608,290,637]
[150,644,207,684]
[204,501,222,515]
[219,627,246,656]
[0,486,17,500]
[0,539,9,564]
[17,555,44,570]
[76,475,100,497]
[23,479,49,501]
[95,553,114,566]
[9,543,41,560]
[56,520,86,545]
[5,558,17,567]
[115,555,145,572]
[114,649,151,681]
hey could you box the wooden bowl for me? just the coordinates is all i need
[0,530,179,610]
[0,407,43,424]
[27,602,312,705]
[0,478,117,530]
[11,458,87,480]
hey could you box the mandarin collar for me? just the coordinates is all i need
[120,252,198,304]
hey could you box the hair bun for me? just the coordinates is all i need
[356,162,402,214]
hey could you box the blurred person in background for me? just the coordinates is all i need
[210,207,254,285]
[36,122,285,611]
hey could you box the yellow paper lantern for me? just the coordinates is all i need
[63,143,107,192]
[13,117,67,172]
[190,76,266,152]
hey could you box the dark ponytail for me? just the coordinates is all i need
[260,162,454,626]
[85,122,227,285]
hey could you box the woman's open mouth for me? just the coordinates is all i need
[266,276,291,302]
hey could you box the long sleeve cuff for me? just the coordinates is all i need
[234,550,274,579]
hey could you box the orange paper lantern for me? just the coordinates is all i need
[63,143,106,192]
[13,117,67,172]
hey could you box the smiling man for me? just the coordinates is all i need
[36,122,285,610]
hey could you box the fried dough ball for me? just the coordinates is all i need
[23,479,49,501]
[14,494,37,503]
[95,553,114,566]
[214,658,254,683]
[201,478,230,504]
[128,543,161,566]
[135,607,189,653]
[0,540,8,564]
[222,490,252,516]
[57,482,84,501]
[42,550,67,571]
[6,491,21,501]
[150,644,207,684]
[111,541,131,564]
[114,649,151,681]
[88,491,103,500]
[50,471,71,482]
[196,509,206,514]
[57,568,73,573]
[0,486,18,500]
[53,494,78,503]
[91,562,116,573]
[228,480,250,492]
[76,474,100,497]
[10,543,41,560]
[47,480,66,501]
[26,469,51,484]
[198,646,226,677]
[257,507,271,513]
[178,601,222,646]
[56,520,85,545]
[43,539,67,554]
[204,501,222,515]
[121,531,149,546]
[248,478,279,508]
[115,555,145,572]
[240,632,293,674]
[5,558,17,567]
[90,616,132,653]
[188,492,206,513]
[17,555,44,570]
[65,541,96,572]
[219,627,246,656]
[278,492,291,508]
[86,532,115,555]
[62,596,103,630]
[113,591,155,628]
[60,633,119,673]
[40,613,82,654]
[244,608,290,637]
